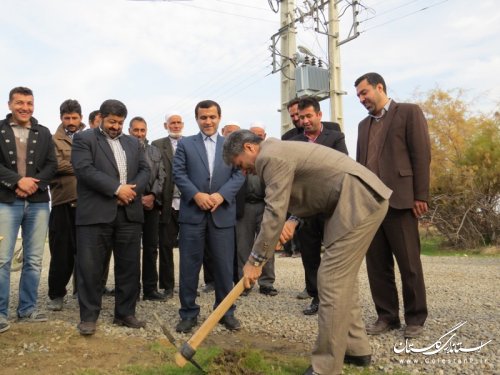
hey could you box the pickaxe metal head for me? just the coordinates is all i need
[153,313,205,373]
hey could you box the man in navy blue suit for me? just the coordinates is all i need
[173,100,244,333]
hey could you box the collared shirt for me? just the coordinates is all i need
[304,124,324,143]
[203,133,217,179]
[366,99,392,176]
[369,99,392,122]
[65,129,79,139]
[169,136,182,210]
[100,128,127,185]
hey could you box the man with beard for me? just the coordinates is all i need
[355,72,430,338]
[152,113,184,299]
[224,130,391,374]
[47,99,86,311]
[72,99,150,335]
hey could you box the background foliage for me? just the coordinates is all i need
[416,89,499,249]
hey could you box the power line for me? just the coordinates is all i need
[212,0,269,11]
[170,1,277,23]
[169,39,271,111]
[360,0,448,32]
[359,0,423,23]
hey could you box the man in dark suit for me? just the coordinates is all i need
[355,72,430,338]
[71,99,150,336]
[173,100,245,333]
[281,98,342,262]
[128,116,166,301]
[283,97,341,140]
[151,113,184,299]
[289,96,348,316]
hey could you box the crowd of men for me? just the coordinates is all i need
[0,71,431,375]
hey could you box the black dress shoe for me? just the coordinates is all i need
[143,290,168,301]
[176,317,197,333]
[201,283,215,293]
[113,315,146,329]
[303,299,319,315]
[162,289,174,299]
[78,321,96,336]
[259,286,278,296]
[103,287,115,296]
[344,354,371,367]
[219,315,241,331]
[241,287,252,296]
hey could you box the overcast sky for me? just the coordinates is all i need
[1,0,498,154]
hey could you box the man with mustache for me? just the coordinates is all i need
[355,72,430,338]
[47,99,86,311]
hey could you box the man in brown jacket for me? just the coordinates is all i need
[47,99,85,311]
[223,131,392,375]
[355,72,431,338]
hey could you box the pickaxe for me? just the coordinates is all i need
[153,312,206,372]
[174,278,246,368]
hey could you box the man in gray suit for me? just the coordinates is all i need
[72,99,150,336]
[355,72,430,338]
[223,130,392,375]
[128,116,166,301]
[152,113,184,299]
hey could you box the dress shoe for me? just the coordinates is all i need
[344,354,371,367]
[303,299,319,315]
[143,291,167,301]
[47,297,64,311]
[279,252,292,258]
[366,320,401,335]
[162,289,174,299]
[103,286,115,296]
[176,317,197,333]
[404,325,424,338]
[241,287,253,297]
[113,315,146,329]
[78,321,96,336]
[219,315,241,331]
[259,286,278,296]
[201,283,215,293]
[292,251,301,258]
[296,288,310,299]
[303,365,320,375]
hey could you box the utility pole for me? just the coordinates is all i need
[327,1,344,129]
[280,0,296,135]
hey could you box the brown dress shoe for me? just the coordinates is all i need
[404,325,424,338]
[366,320,401,335]
[113,315,146,329]
[78,321,96,335]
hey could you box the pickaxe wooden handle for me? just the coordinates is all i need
[175,277,246,367]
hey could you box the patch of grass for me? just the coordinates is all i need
[420,235,499,257]
[124,346,413,375]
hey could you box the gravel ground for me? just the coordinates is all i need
[6,245,499,374]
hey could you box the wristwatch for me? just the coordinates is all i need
[247,257,263,267]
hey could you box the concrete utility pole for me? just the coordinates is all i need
[327,1,344,129]
[280,0,297,135]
